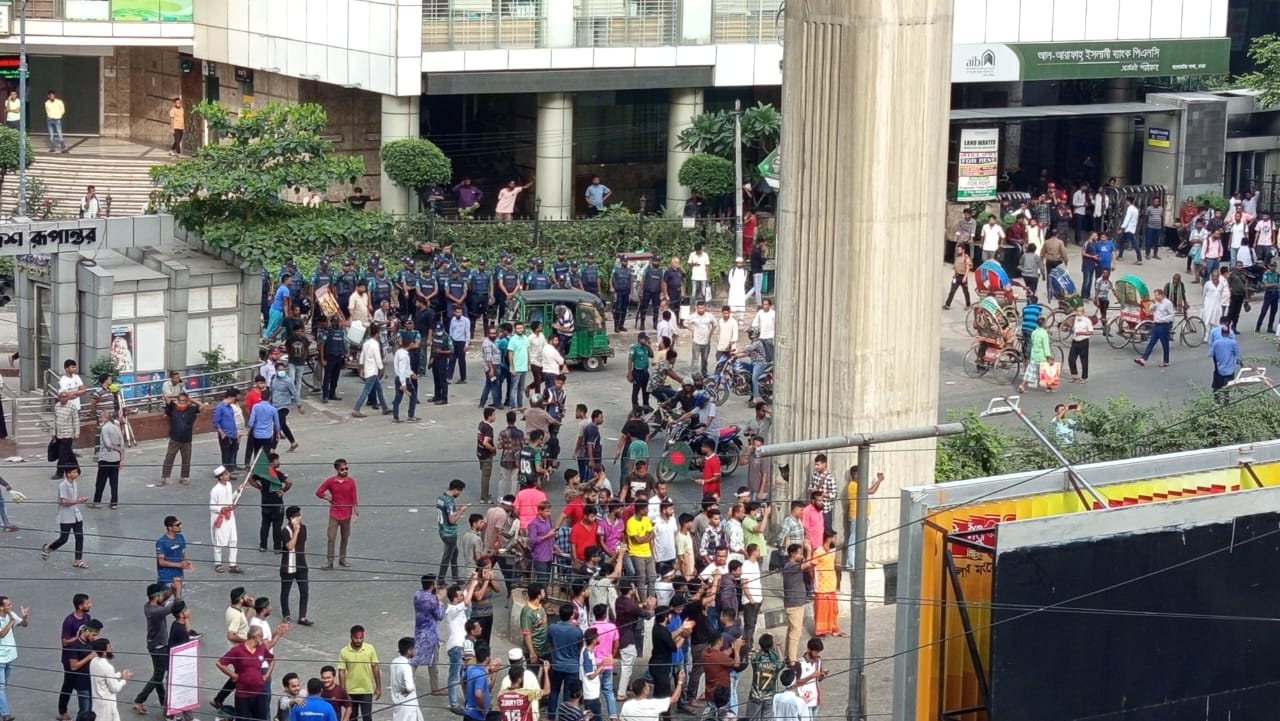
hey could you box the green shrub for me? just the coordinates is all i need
[678,154,736,198]
[381,138,453,191]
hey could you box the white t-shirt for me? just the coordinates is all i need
[444,601,469,649]
[1230,221,1248,249]
[59,373,85,411]
[541,343,565,376]
[248,616,273,642]
[980,223,1004,252]
[752,308,775,340]
[686,312,717,345]
[797,656,821,708]
[0,611,21,662]
[653,515,678,562]
[739,558,762,603]
[687,252,710,282]
[1257,220,1274,247]
[620,697,672,721]
[1121,205,1139,233]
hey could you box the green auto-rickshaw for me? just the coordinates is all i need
[505,290,615,371]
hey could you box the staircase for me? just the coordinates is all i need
[8,151,171,219]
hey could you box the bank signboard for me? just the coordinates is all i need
[952,38,1230,83]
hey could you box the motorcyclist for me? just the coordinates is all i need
[732,327,770,403]
[648,348,683,405]
[677,390,720,453]
[667,379,698,414]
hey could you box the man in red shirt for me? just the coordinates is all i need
[558,487,598,527]
[568,507,600,567]
[700,440,722,500]
[215,625,273,721]
[315,458,360,569]
[241,376,267,468]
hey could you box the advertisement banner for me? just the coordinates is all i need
[956,128,999,201]
[953,38,1230,83]
[111,0,194,22]
[757,148,780,190]
[165,640,199,715]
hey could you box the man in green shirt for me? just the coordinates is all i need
[626,332,653,409]
[742,502,770,551]
[338,624,381,721]
[519,583,550,662]
[746,633,786,719]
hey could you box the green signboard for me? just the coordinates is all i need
[111,0,193,22]
[952,38,1231,83]
[757,148,780,189]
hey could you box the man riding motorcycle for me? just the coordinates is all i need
[676,390,720,453]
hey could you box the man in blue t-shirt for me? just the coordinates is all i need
[290,679,338,721]
[265,275,292,340]
[463,645,493,721]
[547,604,584,717]
[1095,234,1116,272]
[155,515,190,587]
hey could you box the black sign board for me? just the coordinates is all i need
[234,67,254,84]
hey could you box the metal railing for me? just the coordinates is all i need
[422,0,543,51]
[711,0,783,43]
[36,364,260,420]
[574,0,677,47]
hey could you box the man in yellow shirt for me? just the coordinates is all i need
[625,500,655,595]
[169,97,184,157]
[4,90,19,130]
[44,91,67,153]
[338,624,382,721]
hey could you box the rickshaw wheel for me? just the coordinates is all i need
[964,306,981,337]
[1105,317,1129,349]
[1180,317,1205,347]
[992,349,1023,385]
[1131,320,1153,353]
[962,346,987,378]
[1048,310,1073,343]
[582,356,603,372]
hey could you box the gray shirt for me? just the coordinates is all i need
[56,479,82,525]
[782,560,807,608]
[269,375,301,409]
[98,422,124,463]
[1152,297,1176,324]
[458,529,483,571]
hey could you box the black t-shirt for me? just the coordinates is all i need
[287,335,310,366]
[477,421,495,460]
[67,639,94,688]
[347,194,371,210]
[622,419,649,442]
[686,601,712,645]
[662,269,684,299]
[650,621,677,666]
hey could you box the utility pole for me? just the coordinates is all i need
[756,422,965,721]
[733,98,744,259]
[16,0,27,220]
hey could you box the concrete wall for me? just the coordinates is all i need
[102,47,182,144]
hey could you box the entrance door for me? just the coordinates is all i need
[33,284,51,386]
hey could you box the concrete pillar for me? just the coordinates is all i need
[773,0,951,564]
[1002,81,1024,172]
[1102,78,1134,185]
[665,87,704,215]
[536,92,574,220]
[380,94,421,216]
[51,253,79,381]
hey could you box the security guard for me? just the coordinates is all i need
[638,254,664,330]
[428,321,453,404]
[311,256,335,292]
[318,315,348,402]
[522,257,538,289]
[416,263,438,310]
[495,255,522,322]
[568,261,583,291]
[399,317,423,375]
[397,258,419,317]
[336,258,359,318]
[528,259,552,291]
[280,261,301,296]
[551,250,572,289]
[431,259,452,314]
[580,252,602,298]
[468,258,493,334]
[445,266,469,318]
[370,265,394,310]
[609,257,633,332]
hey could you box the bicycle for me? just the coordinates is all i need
[1173,310,1205,347]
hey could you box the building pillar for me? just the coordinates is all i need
[665,87,704,215]
[773,0,950,563]
[1102,78,1134,185]
[536,92,574,220]
[1002,81,1024,172]
[380,94,420,215]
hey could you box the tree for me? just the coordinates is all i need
[678,154,736,198]
[675,102,781,159]
[150,101,364,228]
[1237,34,1280,108]
[381,138,452,191]
[0,126,34,203]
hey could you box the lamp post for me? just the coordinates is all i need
[16,0,28,221]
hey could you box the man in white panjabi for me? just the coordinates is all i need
[390,637,423,721]
[209,466,243,573]
[90,638,132,721]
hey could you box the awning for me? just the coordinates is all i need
[950,101,1169,124]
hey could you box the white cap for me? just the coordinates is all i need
[507,648,524,661]
[213,465,228,477]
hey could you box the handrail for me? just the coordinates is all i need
[39,364,260,418]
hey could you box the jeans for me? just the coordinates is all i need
[1258,290,1279,332]
[352,375,385,412]
[133,648,168,706]
[599,663,617,717]
[234,692,271,721]
[1119,232,1137,258]
[47,118,66,150]
[393,378,418,419]
[438,535,459,580]
[1203,257,1221,281]
[217,435,240,469]
[1141,322,1171,363]
[58,674,90,716]
[480,372,502,407]
[750,272,764,305]
[447,646,464,709]
[692,279,709,302]
[692,343,710,375]
[532,559,552,585]
[0,495,9,527]
[276,407,296,444]
[0,661,11,715]
[171,128,184,154]
[287,363,306,394]
[1144,227,1163,254]
[751,361,766,399]
[506,371,527,408]
[1080,261,1097,300]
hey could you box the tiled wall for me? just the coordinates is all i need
[952,0,1229,44]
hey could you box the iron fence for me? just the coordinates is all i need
[711,0,783,43]
[422,0,543,51]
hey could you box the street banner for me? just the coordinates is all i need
[166,639,200,715]
[757,148,780,189]
[956,129,999,201]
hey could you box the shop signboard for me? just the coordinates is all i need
[956,128,999,201]
[111,0,194,22]
[952,38,1230,83]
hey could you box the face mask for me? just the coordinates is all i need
[277,371,287,378]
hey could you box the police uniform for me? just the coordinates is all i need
[552,256,571,288]
[432,265,451,313]
[417,268,438,308]
[429,325,453,403]
[311,262,335,293]
[445,271,469,319]
[468,263,492,333]
[397,263,419,316]
[370,271,394,310]
[496,262,521,322]
[610,262,632,332]
[639,260,663,329]
[336,265,359,318]
[529,264,552,291]
[580,258,601,298]
[319,323,348,401]
[399,325,423,375]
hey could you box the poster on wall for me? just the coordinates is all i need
[110,325,135,374]
[111,0,194,22]
[956,128,999,201]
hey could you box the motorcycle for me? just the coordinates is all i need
[656,417,743,483]
[640,403,680,441]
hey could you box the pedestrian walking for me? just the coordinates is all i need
[351,326,387,418]
[52,390,80,480]
[159,393,201,486]
[168,97,184,156]
[280,505,313,626]
[0,596,31,720]
[436,480,468,581]
[1259,262,1280,333]
[686,301,717,375]
[1135,288,1175,367]
[246,386,280,459]
[942,245,972,310]
[337,626,381,721]
[60,617,101,719]
[131,582,178,715]
[43,467,88,569]
[316,459,359,569]
[1203,268,1229,341]
[89,638,132,721]
[269,361,304,452]
[1017,316,1052,394]
[249,452,291,553]
[209,465,244,573]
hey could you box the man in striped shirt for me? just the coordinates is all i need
[806,454,837,532]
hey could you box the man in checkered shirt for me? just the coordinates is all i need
[807,453,837,532]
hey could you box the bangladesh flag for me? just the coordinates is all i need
[250,451,282,492]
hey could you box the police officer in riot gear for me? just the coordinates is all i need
[609,257,633,333]
[397,258,419,317]
[495,255,522,323]
[336,259,359,319]
[399,317,423,375]
[370,265,394,310]
[529,260,552,291]
[431,259,451,314]
[580,252,602,298]
[468,258,493,334]
[428,321,453,404]
[311,256,335,292]
[319,315,347,402]
[552,250,572,289]
[416,262,438,311]
[445,266,469,318]
[638,254,663,330]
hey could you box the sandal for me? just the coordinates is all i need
[214,564,225,573]
[179,479,191,486]
[3,526,16,532]
[73,560,89,569]
[42,544,51,560]
[133,703,149,715]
